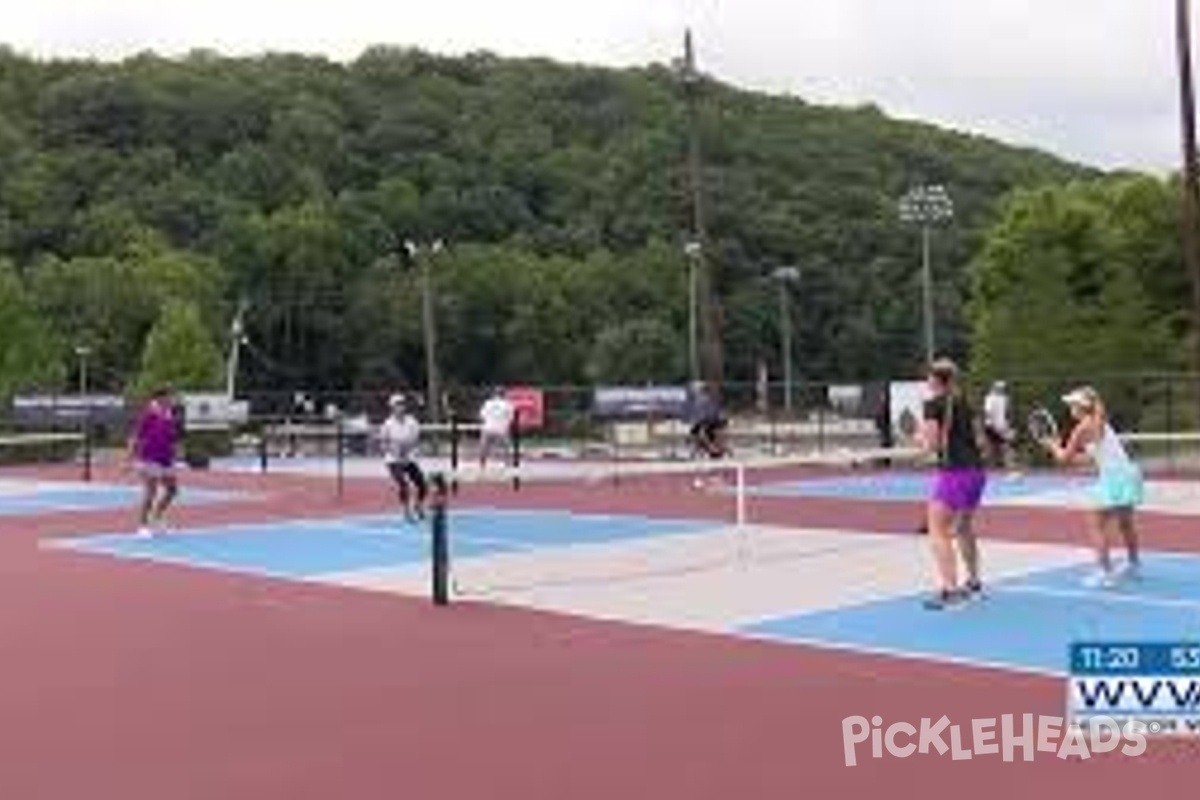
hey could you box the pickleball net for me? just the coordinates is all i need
[0,431,93,480]
[424,444,931,601]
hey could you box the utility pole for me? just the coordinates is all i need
[684,240,701,385]
[406,239,444,424]
[771,267,800,413]
[1177,0,1200,399]
[680,29,722,393]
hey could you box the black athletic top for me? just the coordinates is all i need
[923,393,983,469]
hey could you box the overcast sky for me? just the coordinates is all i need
[2,1,1186,174]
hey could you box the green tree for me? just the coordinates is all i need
[586,318,684,384]
[0,46,1103,393]
[131,300,224,399]
[968,180,1181,425]
[0,260,64,398]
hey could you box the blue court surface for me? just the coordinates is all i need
[49,508,716,580]
[740,553,1200,676]
[741,471,1089,501]
[49,498,1200,681]
[0,480,243,515]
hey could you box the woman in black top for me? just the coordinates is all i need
[920,358,987,609]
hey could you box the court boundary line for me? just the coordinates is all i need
[40,536,374,584]
[727,558,1200,681]
[732,628,1068,679]
[36,506,726,548]
[996,583,1200,611]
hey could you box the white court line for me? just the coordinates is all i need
[733,629,1067,679]
[996,584,1200,611]
[448,505,722,525]
[445,525,912,564]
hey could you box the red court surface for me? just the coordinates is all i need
[4,462,1199,798]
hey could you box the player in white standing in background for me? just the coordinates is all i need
[982,380,1017,472]
[478,387,515,470]
[378,393,427,522]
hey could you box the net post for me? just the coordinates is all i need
[610,421,620,487]
[735,461,747,527]
[510,409,521,492]
[735,460,750,563]
[430,472,450,605]
[1166,382,1176,473]
[258,422,269,473]
[335,413,345,500]
[81,407,93,482]
[768,401,778,455]
[817,404,826,452]
[449,414,460,495]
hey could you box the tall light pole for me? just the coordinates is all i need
[405,239,444,423]
[1177,0,1200,397]
[684,240,701,384]
[225,298,248,399]
[677,28,722,393]
[771,266,800,413]
[74,344,91,397]
[899,184,954,363]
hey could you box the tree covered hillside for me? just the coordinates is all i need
[0,44,1096,399]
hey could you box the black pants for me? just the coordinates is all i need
[387,461,428,507]
[690,419,727,457]
[983,427,1009,468]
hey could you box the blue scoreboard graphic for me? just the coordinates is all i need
[1069,642,1200,735]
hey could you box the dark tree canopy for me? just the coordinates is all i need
[0,44,1109,402]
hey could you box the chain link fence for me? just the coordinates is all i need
[3,373,1197,475]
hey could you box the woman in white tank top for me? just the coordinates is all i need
[1039,386,1143,588]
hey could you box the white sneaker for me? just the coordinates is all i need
[1116,562,1142,581]
[1082,569,1117,589]
[136,526,154,539]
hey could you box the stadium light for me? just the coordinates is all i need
[898,184,954,363]
[770,266,800,413]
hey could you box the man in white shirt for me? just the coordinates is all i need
[378,393,427,521]
[982,381,1014,469]
[478,388,515,469]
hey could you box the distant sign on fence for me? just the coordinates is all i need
[182,393,250,429]
[9,394,128,428]
[503,387,544,430]
[592,386,690,419]
[828,384,864,414]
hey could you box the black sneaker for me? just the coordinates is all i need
[923,589,963,610]
[964,579,984,597]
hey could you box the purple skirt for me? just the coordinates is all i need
[931,468,987,511]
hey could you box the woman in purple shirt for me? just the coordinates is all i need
[127,387,179,536]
